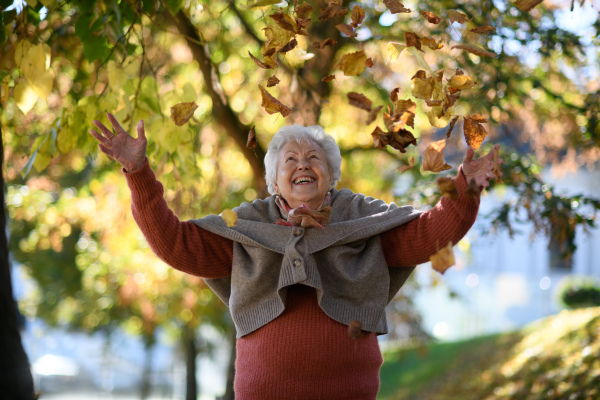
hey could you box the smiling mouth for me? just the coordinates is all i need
[293,177,316,185]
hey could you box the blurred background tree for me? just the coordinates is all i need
[1,0,599,398]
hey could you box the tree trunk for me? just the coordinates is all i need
[223,326,236,400]
[140,337,154,400]
[184,325,198,400]
[0,125,36,399]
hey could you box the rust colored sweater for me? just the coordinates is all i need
[125,160,479,399]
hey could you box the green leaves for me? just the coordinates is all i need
[74,8,111,63]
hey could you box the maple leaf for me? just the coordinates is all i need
[270,10,298,33]
[383,0,411,14]
[371,126,390,149]
[389,129,417,153]
[313,38,337,48]
[420,10,440,24]
[319,2,348,20]
[452,43,497,58]
[430,242,455,274]
[222,209,238,227]
[366,105,383,125]
[421,36,444,50]
[351,5,366,28]
[437,177,458,200]
[277,38,298,53]
[259,85,293,117]
[267,76,280,87]
[447,10,470,24]
[247,126,257,149]
[515,0,544,12]
[295,3,313,19]
[463,114,488,149]
[422,139,452,173]
[321,74,336,82]
[170,102,198,126]
[447,74,476,90]
[336,51,367,76]
[249,51,276,69]
[470,25,496,34]
[347,92,372,111]
[405,31,424,52]
[398,155,415,174]
[446,116,460,138]
[465,178,480,198]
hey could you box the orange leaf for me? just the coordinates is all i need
[437,177,458,200]
[470,25,496,34]
[365,58,374,68]
[420,36,444,50]
[422,139,452,173]
[247,126,257,149]
[347,92,372,111]
[321,74,336,82]
[313,38,337,48]
[259,85,293,117]
[383,0,411,14]
[430,242,455,274]
[463,115,488,149]
[420,10,440,24]
[452,43,497,58]
[351,5,366,28]
[336,51,367,76]
[170,102,198,126]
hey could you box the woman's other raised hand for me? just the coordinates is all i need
[89,113,147,172]
[461,144,503,190]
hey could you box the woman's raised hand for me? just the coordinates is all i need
[461,144,503,189]
[90,113,147,172]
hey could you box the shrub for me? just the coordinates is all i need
[556,275,600,309]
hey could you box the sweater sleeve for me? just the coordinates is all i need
[380,166,480,267]
[124,159,233,278]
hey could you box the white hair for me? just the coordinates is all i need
[264,125,342,195]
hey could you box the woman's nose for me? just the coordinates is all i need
[297,159,310,169]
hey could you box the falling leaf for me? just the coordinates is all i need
[470,25,496,34]
[390,88,400,102]
[465,178,480,198]
[295,3,313,19]
[426,99,443,107]
[420,36,444,50]
[407,47,432,71]
[463,114,488,149]
[386,43,406,63]
[446,116,460,138]
[322,74,336,82]
[267,76,280,87]
[29,70,53,101]
[247,126,257,149]
[14,80,38,114]
[170,102,198,126]
[365,58,374,68]
[389,129,416,153]
[448,74,476,90]
[336,23,357,37]
[222,209,238,227]
[313,38,337,48]
[398,155,415,174]
[515,0,544,12]
[405,31,423,52]
[437,177,458,200]
[319,2,348,20]
[277,38,298,53]
[493,146,502,183]
[336,51,367,76]
[422,139,452,173]
[452,43,497,58]
[469,113,488,123]
[384,111,413,132]
[348,320,363,340]
[366,105,383,125]
[371,126,389,149]
[420,10,440,24]
[447,10,470,24]
[347,92,372,111]
[393,98,416,116]
[383,0,411,14]
[249,51,276,69]
[351,5,366,27]
[430,242,455,274]
[270,11,298,33]
[411,71,434,100]
[259,85,293,117]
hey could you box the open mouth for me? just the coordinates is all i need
[293,176,316,185]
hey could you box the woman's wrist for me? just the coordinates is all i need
[124,158,147,173]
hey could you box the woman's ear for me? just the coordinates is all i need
[273,183,279,195]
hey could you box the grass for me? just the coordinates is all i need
[378,307,600,400]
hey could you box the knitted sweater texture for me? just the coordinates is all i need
[125,160,479,399]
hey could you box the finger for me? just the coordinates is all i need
[107,112,128,135]
[463,146,474,163]
[98,143,114,158]
[89,129,112,147]
[137,120,146,141]
[92,120,115,139]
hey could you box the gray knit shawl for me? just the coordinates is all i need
[191,188,422,338]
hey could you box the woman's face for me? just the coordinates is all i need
[274,139,333,210]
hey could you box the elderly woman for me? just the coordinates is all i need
[90,114,500,399]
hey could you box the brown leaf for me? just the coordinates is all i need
[411,73,434,100]
[405,31,423,52]
[420,36,444,50]
[389,129,417,153]
[313,38,337,48]
[447,74,476,90]
[383,0,411,14]
[170,102,198,126]
[452,43,497,58]
[470,25,496,34]
[247,126,257,149]
[398,155,415,174]
[437,177,458,200]
[336,51,367,76]
[493,146,502,183]
[371,126,390,149]
[336,23,357,38]
[411,70,427,80]
[347,92,372,111]
[365,58,374,68]
[295,3,313,19]
[319,3,348,20]
[393,98,416,115]
[426,99,443,107]
[222,209,238,227]
[366,105,383,125]
[267,76,280,87]
[515,0,544,12]
[270,11,297,33]
[446,116,460,138]
[430,242,455,274]
[348,320,363,340]
[447,10,470,24]
[259,85,293,117]
[469,113,488,123]
[420,10,440,24]
[249,51,276,69]
[351,5,366,28]
[465,178,480,198]
[277,38,298,53]
[463,115,488,149]
[390,88,400,102]
[422,139,452,173]
[455,68,465,76]
[321,74,336,82]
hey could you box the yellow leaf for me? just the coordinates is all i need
[336,51,367,76]
[422,139,452,173]
[447,74,476,90]
[170,102,198,126]
[14,80,38,114]
[452,43,497,58]
[259,85,293,117]
[57,124,78,154]
[386,42,406,64]
[43,43,52,70]
[411,74,434,100]
[463,115,488,149]
[108,60,128,88]
[25,0,38,7]
[430,242,455,274]
[30,70,53,101]
[22,44,47,82]
[14,40,31,68]
[222,209,238,227]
